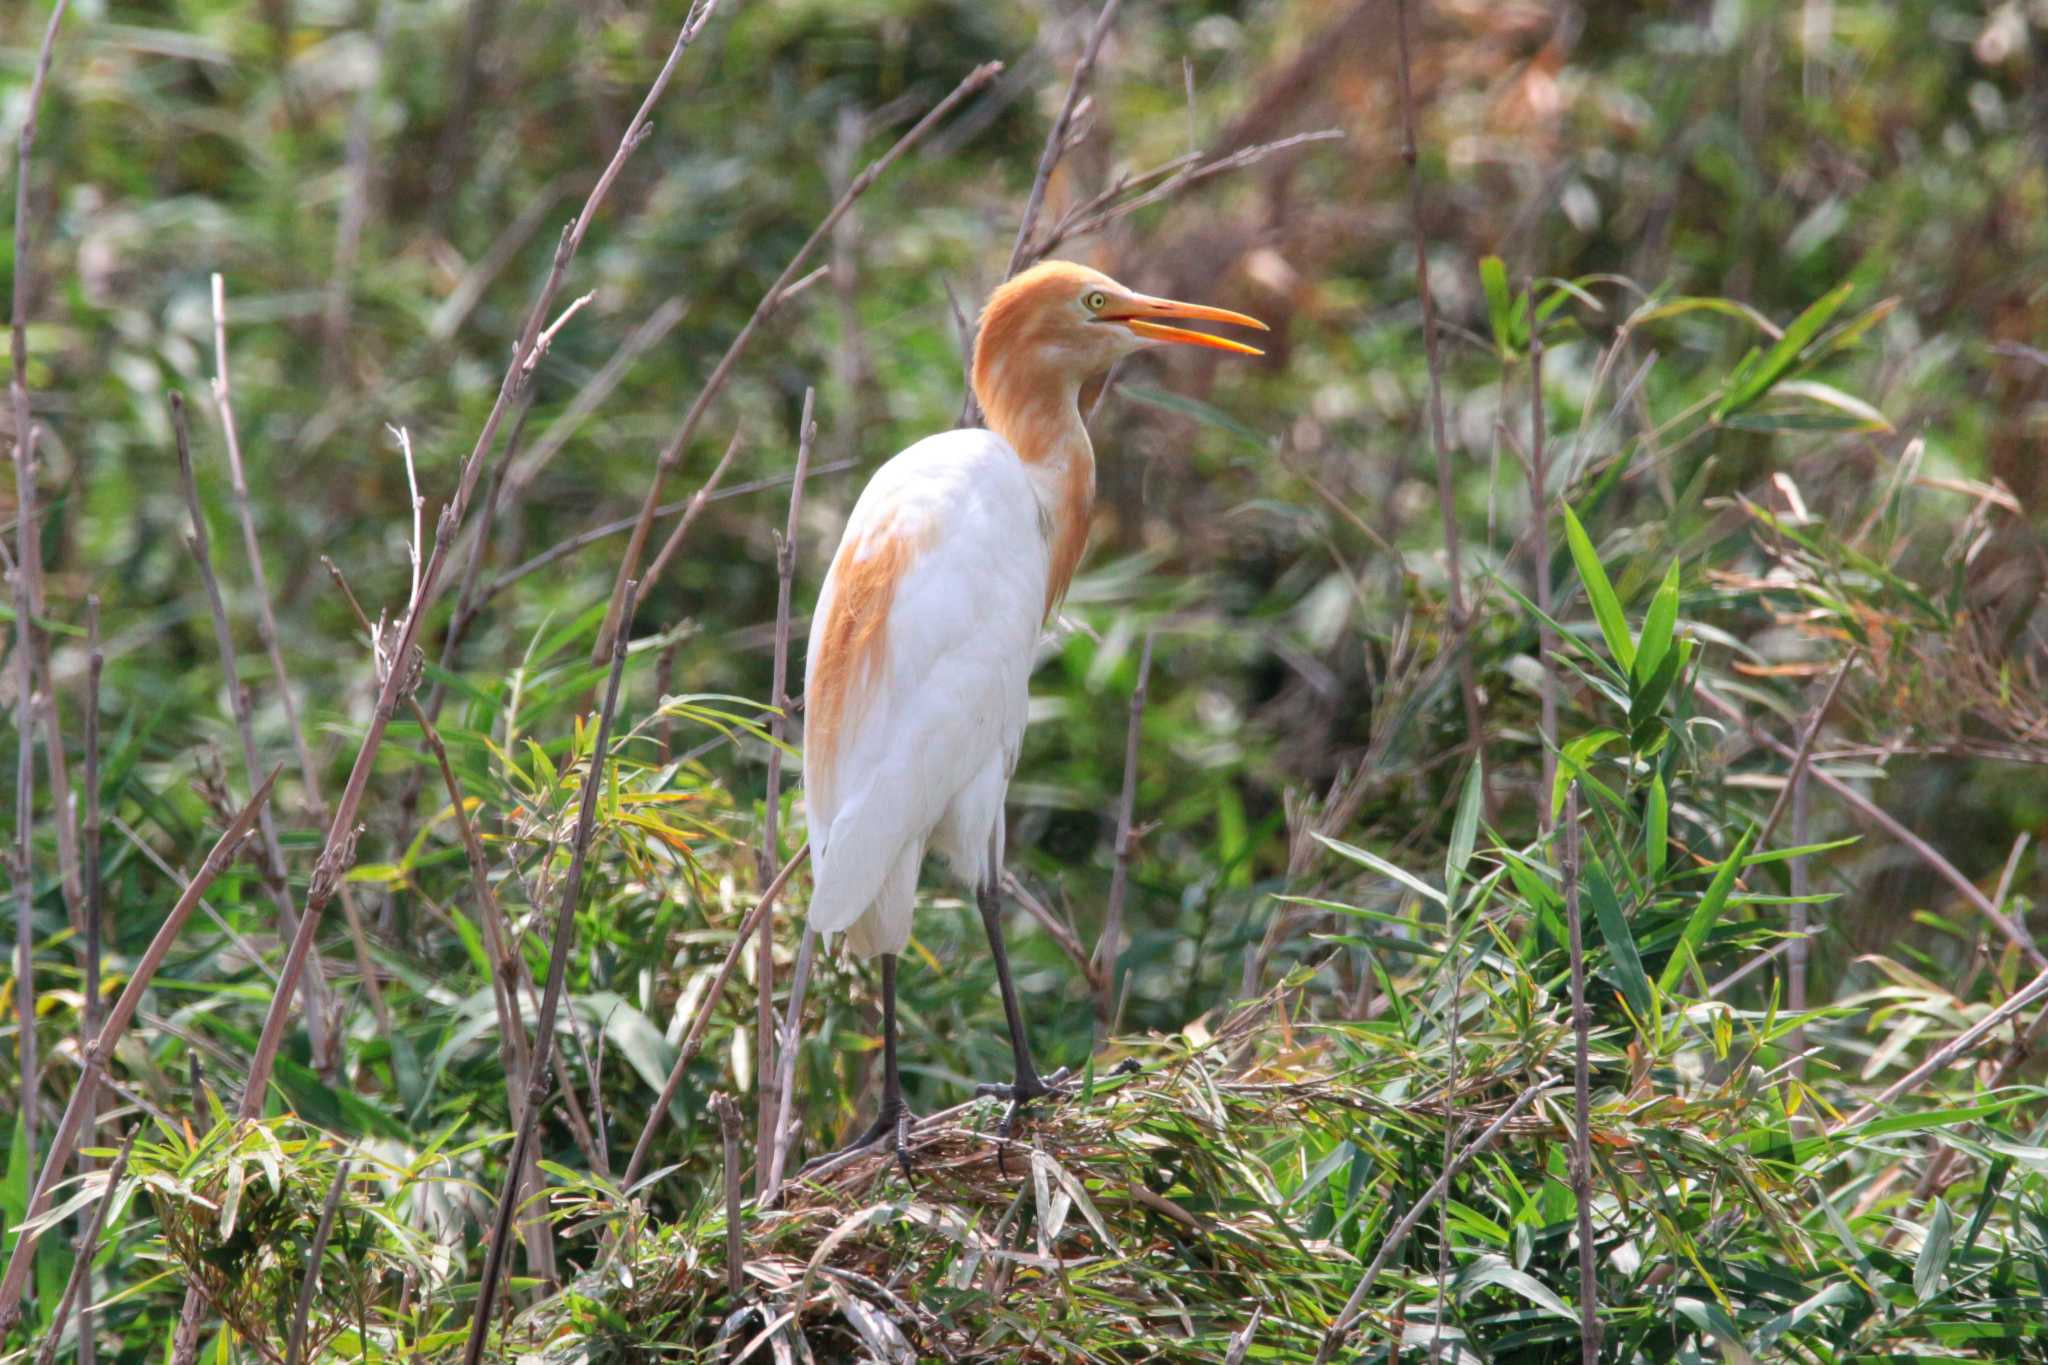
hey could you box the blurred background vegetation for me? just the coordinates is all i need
[7,0,2048,1359]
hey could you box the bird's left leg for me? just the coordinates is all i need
[972,867,1069,1163]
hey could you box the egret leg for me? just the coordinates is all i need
[974,873,1054,1103]
[971,872,1072,1173]
[803,953,915,1181]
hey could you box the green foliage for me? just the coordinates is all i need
[7,0,2048,1359]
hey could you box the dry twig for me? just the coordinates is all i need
[756,389,816,1188]
[461,580,637,1365]
[30,1130,134,1365]
[1695,682,2047,972]
[9,0,78,1184]
[1315,1077,1557,1363]
[714,1093,745,1299]
[171,390,342,1061]
[1094,629,1153,1022]
[283,1160,352,1365]
[621,845,811,1192]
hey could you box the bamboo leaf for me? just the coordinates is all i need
[1658,825,1755,993]
[1914,1197,1955,1305]
[1562,503,1634,673]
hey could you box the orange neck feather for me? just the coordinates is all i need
[972,321,1097,615]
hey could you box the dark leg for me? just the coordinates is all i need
[974,874,1054,1103]
[972,871,1072,1171]
[803,953,915,1180]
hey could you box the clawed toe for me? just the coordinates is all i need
[799,1103,919,1181]
[976,1067,1076,1175]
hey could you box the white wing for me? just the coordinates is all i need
[802,428,1049,953]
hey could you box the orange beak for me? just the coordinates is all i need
[1102,294,1268,356]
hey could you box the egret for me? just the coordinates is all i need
[801,259,1266,1166]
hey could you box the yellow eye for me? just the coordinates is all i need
[1085,291,1107,312]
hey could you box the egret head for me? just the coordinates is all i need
[971,260,1266,421]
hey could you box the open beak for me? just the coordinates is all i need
[1103,295,1268,356]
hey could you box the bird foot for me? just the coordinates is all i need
[800,1099,917,1183]
[974,1067,1075,1175]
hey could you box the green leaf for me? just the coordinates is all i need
[1914,1197,1954,1305]
[1632,560,1680,687]
[1659,825,1755,993]
[1585,857,1654,1023]
[1314,833,1447,907]
[1646,775,1669,880]
[2,1109,29,1267]
[1715,281,1854,418]
[1552,728,1625,822]
[1630,295,1782,337]
[1458,1254,1575,1321]
[1445,756,1484,905]
[1561,503,1634,673]
[1480,256,1514,354]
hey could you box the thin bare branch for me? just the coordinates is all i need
[31,1130,134,1365]
[322,0,393,361]
[1027,130,1342,264]
[462,580,638,1365]
[760,925,818,1205]
[1562,786,1601,1362]
[211,274,399,1060]
[75,593,103,1358]
[0,769,278,1332]
[1755,649,1859,853]
[283,1160,352,1365]
[9,0,77,1181]
[1006,0,1122,279]
[1695,682,2048,972]
[1834,962,2048,1133]
[1094,629,1153,1022]
[641,428,747,591]
[1528,325,1559,831]
[322,555,560,1282]
[714,1092,745,1299]
[170,390,342,1061]
[233,0,725,1135]
[756,389,815,1189]
[1315,1077,1558,1363]
[593,59,1005,661]
[1394,0,1486,791]
[621,844,810,1192]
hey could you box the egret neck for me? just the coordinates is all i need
[973,353,1094,616]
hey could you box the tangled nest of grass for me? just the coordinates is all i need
[517,1038,1557,1363]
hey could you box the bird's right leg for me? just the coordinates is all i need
[805,952,915,1180]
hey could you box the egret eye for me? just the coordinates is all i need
[1084,291,1107,312]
